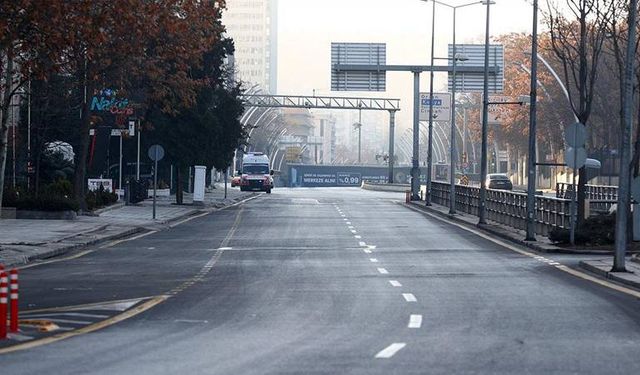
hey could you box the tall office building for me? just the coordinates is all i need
[223,0,278,93]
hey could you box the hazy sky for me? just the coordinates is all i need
[277,0,541,128]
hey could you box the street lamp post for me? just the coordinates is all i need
[422,0,487,211]
[479,0,492,225]
[426,0,436,206]
[525,0,539,241]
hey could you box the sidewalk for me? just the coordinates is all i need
[0,184,255,267]
[404,199,640,291]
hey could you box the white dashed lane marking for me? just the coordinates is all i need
[358,241,367,247]
[354,235,362,239]
[369,258,378,263]
[375,343,406,359]
[377,268,389,274]
[389,280,402,287]
[402,293,417,302]
[408,314,423,328]
[363,249,372,254]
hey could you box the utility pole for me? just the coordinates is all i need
[525,0,539,241]
[612,0,638,272]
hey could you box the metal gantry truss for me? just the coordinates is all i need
[241,94,401,112]
[240,93,401,183]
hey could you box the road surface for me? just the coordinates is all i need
[1,188,640,374]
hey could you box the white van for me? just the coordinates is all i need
[239,152,274,193]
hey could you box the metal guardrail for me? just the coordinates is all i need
[556,182,617,213]
[431,181,571,236]
[556,182,618,200]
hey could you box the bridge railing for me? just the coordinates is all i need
[430,181,571,236]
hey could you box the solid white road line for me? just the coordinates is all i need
[402,293,417,302]
[369,258,379,263]
[21,312,109,319]
[7,333,34,342]
[375,343,407,359]
[377,268,389,274]
[408,314,423,328]
[389,280,402,287]
[44,318,93,325]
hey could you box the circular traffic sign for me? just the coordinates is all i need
[565,122,586,148]
[565,146,587,170]
[148,144,165,161]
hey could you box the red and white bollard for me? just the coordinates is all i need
[9,269,18,333]
[0,271,7,339]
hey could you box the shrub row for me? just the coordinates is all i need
[549,213,615,246]
[2,179,118,212]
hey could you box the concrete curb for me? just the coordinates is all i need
[20,227,148,266]
[6,192,260,268]
[579,260,640,290]
[361,182,410,193]
[404,201,613,255]
[92,202,126,216]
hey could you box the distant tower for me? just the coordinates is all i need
[223,0,278,94]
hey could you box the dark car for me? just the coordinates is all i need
[486,173,513,190]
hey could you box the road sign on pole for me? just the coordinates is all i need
[565,147,587,169]
[148,145,165,220]
[565,122,587,148]
[419,93,451,122]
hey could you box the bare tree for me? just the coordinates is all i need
[546,0,615,222]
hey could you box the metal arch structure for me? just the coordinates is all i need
[240,93,401,183]
[241,94,400,112]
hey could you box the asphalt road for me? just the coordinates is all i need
[1,187,640,374]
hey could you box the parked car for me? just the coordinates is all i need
[231,176,241,187]
[486,173,513,190]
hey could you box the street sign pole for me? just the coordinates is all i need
[153,149,158,220]
[119,134,123,190]
[569,132,578,245]
[411,71,421,200]
[148,144,165,220]
[136,121,141,180]
[224,167,228,199]
[388,110,396,183]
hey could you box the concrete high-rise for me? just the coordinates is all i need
[223,0,278,94]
